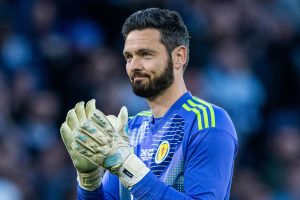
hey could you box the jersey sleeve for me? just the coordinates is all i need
[77,172,120,200]
[183,128,238,199]
[130,128,238,199]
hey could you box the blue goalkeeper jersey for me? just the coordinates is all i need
[77,92,238,200]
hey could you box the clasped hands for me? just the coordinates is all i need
[60,100,149,191]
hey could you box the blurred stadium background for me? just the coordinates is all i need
[0,0,299,199]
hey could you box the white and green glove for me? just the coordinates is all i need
[60,100,104,191]
[72,105,150,189]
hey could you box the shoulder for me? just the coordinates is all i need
[181,96,238,161]
[180,96,237,140]
[180,96,216,131]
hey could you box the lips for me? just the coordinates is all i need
[131,72,149,82]
[134,76,147,81]
[132,76,148,84]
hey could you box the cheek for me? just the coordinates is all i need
[125,64,131,76]
[150,60,167,75]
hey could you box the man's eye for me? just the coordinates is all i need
[125,55,132,62]
[142,53,152,59]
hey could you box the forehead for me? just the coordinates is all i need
[124,29,165,53]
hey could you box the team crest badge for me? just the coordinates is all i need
[155,140,170,164]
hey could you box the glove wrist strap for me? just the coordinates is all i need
[118,154,150,189]
[77,168,103,191]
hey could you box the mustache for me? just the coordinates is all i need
[130,71,150,79]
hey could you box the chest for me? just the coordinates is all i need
[128,115,186,191]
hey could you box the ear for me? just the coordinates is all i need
[172,46,187,70]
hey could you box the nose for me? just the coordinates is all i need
[127,56,142,71]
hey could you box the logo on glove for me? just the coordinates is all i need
[93,113,107,128]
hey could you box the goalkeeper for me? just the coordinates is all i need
[60,8,238,200]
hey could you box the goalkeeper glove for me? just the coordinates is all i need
[72,106,150,189]
[60,100,104,191]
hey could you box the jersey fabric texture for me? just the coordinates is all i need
[77,92,238,200]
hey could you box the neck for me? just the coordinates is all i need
[147,77,187,118]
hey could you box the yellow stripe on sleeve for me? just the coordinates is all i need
[182,103,203,130]
[192,97,216,127]
[187,99,209,128]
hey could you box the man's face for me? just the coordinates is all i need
[123,29,174,99]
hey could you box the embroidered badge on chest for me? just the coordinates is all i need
[155,140,170,164]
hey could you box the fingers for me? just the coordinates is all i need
[90,110,114,134]
[117,106,128,133]
[64,99,116,152]
[74,120,113,154]
[75,101,86,123]
[60,122,73,149]
[106,115,118,131]
[86,99,96,118]
[66,109,79,130]
[67,99,95,130]
[116,106,129,143]
[75,127,111,146]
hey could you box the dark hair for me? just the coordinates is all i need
[122,8,190,70]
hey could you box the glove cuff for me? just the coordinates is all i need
[77,168,103,191]
[118,154,150,189]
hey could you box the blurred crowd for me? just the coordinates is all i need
[0,0,299,199]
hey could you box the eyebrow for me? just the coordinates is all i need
[123,48,156,57]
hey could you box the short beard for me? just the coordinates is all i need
[131,57,174,100]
